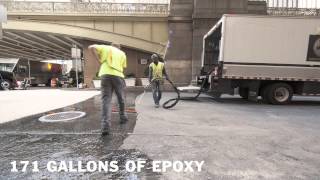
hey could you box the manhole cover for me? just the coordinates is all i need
[39,111,86,122]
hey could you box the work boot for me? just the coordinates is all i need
[120,114,128,124]
[101,131,110,136]
[155,102,160,108]
[101,125,110,136]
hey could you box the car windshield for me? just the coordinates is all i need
[0,63,15,72]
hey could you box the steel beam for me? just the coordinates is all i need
[63,36,83,48]
[0,43,48,59]
[47,34,73,48]
[5,31,71,57]
[0,38,62,59]
[0,49,43,60]
[23,32,70,54]
[1,35,68,59]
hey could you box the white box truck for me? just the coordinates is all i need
[198,14,320,104]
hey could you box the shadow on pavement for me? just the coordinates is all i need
[201,96,320,106]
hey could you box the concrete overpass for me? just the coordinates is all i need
[0,1,169,60]
[0,1,169,87]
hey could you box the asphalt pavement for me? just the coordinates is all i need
[0,90,320,180]
[123,93,320,180]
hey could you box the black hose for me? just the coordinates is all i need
[162,79,181,109]
[162,79,206,109]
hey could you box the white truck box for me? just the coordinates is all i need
[200,15,320,104]
[203,15,320,81]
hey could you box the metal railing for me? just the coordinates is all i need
[250,0,319,8]
[249,0,320,16]
[267,7,320,16]
[77,0,170,4]
[0,1,170,16]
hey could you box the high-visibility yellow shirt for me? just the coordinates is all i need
[150,62,164,80]
[96,45,127,78]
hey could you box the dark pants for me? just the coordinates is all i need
[101,75,126,132]
[151,80,162,105]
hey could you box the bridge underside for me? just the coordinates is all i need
[1,18,167,60]
[0,1,169,87]
[0,17,168,86]
[0,30,82,60]
[0,28,156,87]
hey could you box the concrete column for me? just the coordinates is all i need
[165,22,193,84]
[165,0,194,84]
[248,1,268,14]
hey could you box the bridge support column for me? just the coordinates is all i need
[165,22,193,85]
[165,0,194,85]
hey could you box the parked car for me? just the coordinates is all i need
[0,70,17,90]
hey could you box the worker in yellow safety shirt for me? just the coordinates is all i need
[149,54,169,108]
[89,43,128,136]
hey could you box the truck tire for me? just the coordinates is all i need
[1,79,12,90]
[265,83,293,105]
[239,88,249,99]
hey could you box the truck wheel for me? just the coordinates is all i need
[1,79,12,90]
[239,88,249,99]
[266,83,293,105]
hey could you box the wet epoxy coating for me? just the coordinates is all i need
[0,92,161,180]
